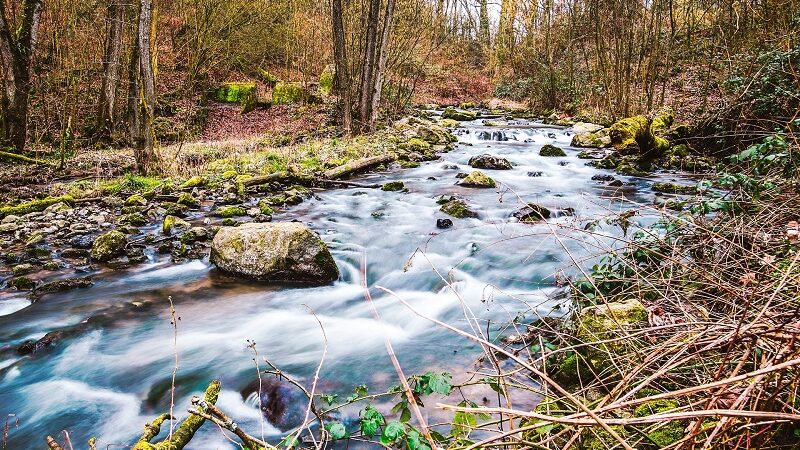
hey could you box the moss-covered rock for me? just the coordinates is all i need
[442,107,477,121]
[125,194,147,206]
[257,200,274,215]
[634,399,683,447]
[176,192,200,208]
[215,82,257,113]
[609,111,671,155]
[468,154,512,170]
[210,222,339,284]
[574,299,648,371]
[91,230,127,261]
[404,138,431,152]
[572,129,612,148]
[180,176,206,189]
[458,171,496,188]
[214,206,247,218]
[163,215,191,236]
[180,227,210,244]
[272,82,307,105]
[12,263,34,276]
[540,144,567,157]
[439,197,478,218]
[381,181,406,192]
[118,213,148,226]
[437,118,460,128]
[652,182,698,195]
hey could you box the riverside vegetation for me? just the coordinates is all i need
[1,0,799,449]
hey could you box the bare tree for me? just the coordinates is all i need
[97,0,127,138]
[128,0,158,173]
[0,0,43,153]
[331,0,352,134]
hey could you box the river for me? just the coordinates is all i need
[0,117,666,448]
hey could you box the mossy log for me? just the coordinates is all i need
[131,379,221,450]
[0,150,53,166]
[323,154,394,179]
[241,171,290,187]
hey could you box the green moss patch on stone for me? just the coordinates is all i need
[442,107,477,121]
[381,181,406,192]
[652,182,699,195]
[439,197,478,218]
[458,171,496,188]
[0,195,75,219]
[215,82,258,113]
[540,144,567,157]
[214,206,247,218]
[91,231,127,261]
[272,82,307,105]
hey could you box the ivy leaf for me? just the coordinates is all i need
[326,422,347,440]
[380,421,406,445]
[359,405,385,438]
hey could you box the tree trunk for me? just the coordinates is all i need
[97,0,126,138]
[478,0,490,47]
[366,0,395,130]
[358,0,381,130]
[135,0,157,174]
[0,0,43,153]
[331,0,352,135]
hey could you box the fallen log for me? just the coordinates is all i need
[0,150,53,166]
[323,179,381,188]
[241,171,290,187]
[323,154,393,180]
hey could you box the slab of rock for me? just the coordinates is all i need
[468,154,512,170]
[458,171,496,188]
[211,222,339,284]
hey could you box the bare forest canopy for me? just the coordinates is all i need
[0,0,797,168]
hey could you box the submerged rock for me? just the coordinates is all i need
[241,378,310,430]
[91,231,127,262]
[468,154,512,170]
[458,171,496,188]
[211,222,339,284]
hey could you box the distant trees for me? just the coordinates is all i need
[97,0,126,138]
[0,0,43,153]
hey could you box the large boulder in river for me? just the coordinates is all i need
[210,222,339,284]
[468,154,512,170]
[91,231,127,262]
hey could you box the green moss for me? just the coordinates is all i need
[441,107,477,121]
[667,144,689,157]
[180,176,206,189]
[177,192,200,208]
[163,215,190,235]
[214,206,247,218]
[404,138,431,152]
[215,82,257,113]
[399,160,420,168]
[437,118,460,128]
[12,263,34,276]
[257,68,280,86]
[634,399,679,417]
[125,194,147,206]
[440,198,478,218]
[652,182,698,195]
[459,101,476,109]
[578,426,629,450]
[221,218,239,227]
[118,213,148,226]
[381,181,405,191]
[540,144,567,157]
[221,170,238,180]
[257,200,274,215]
[319,65,334,95]
[610,110,672,155]
[458,171,496,188]
[0,195,75,219]
[91,230,127,261]
[272,82,306,105]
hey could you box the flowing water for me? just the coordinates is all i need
[0,119,671,448]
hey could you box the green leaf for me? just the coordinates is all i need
[279,434,299,449]
[426,372,452,395]
[380,421,406,445]
[326,422,347,440]
[320,393,338,406]
[360,405,385,438]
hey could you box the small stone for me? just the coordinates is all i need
[118,213,148,226]
[44,202,72,213]
[609,180,624,187]
[0,223,19,233]
[180,227,209,243]
[177,192,200,208]
[436,218,453,229]
[12,263,34,276]
[591,174,616,182]
[1,215,20,224]
[214,205,247,218]
[69,235,94,249]
[527,171,544,177]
